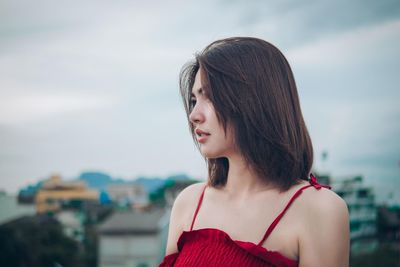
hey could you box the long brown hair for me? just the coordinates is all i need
[179,37,313,191]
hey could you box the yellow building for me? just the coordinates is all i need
[36,174,98,214]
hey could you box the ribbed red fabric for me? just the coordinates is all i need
[159,175,330,267]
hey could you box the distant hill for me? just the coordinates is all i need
[78,172,193,194]
[78,172,127,191]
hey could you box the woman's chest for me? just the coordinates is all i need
[188,192,301,260]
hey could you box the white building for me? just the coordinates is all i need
[98,209,165,267]
[107,184,148,208]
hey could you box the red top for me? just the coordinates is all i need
[159,175,330,267]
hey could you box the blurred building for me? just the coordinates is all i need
[98,209,165,267]
[107,183,149,209]
[35,174,98,214]
[333,176,378,254]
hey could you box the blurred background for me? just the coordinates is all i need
[0,0,399,266]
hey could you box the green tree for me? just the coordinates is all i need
[0,215,83,267]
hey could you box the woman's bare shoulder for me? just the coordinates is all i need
[174,181,207,208]
[297,184,347,213]
[292,184,348,225]
[295,185,350,266]
[168,182,205,224]
[171,181,207,228]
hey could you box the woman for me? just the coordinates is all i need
[159,37,349,267]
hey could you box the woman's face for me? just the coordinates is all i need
[189,69,236,158]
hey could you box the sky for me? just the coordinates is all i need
[1,0,399,203]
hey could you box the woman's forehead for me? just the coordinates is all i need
[191,68,211,97]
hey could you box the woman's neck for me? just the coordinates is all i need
[223,153,274,199]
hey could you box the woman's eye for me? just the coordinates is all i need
[190,99,197,107]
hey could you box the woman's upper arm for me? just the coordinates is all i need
[299,189,350,267]
[165,182,206,256]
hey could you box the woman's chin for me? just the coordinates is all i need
[200,148,225,159]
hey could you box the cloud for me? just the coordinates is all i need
[286,19,400,68]
[0,91,119,125]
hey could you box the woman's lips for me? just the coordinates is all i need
[195,128,210,143]
[197,134,210,143]
[195,128,210,135]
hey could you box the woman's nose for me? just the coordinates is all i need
[189,104,205,125]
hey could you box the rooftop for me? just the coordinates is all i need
[98,208,165,235]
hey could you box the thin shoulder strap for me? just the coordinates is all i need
[189,184,208,231]
[257,174,331,246]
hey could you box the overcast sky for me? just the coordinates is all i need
[1,0,399,203]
